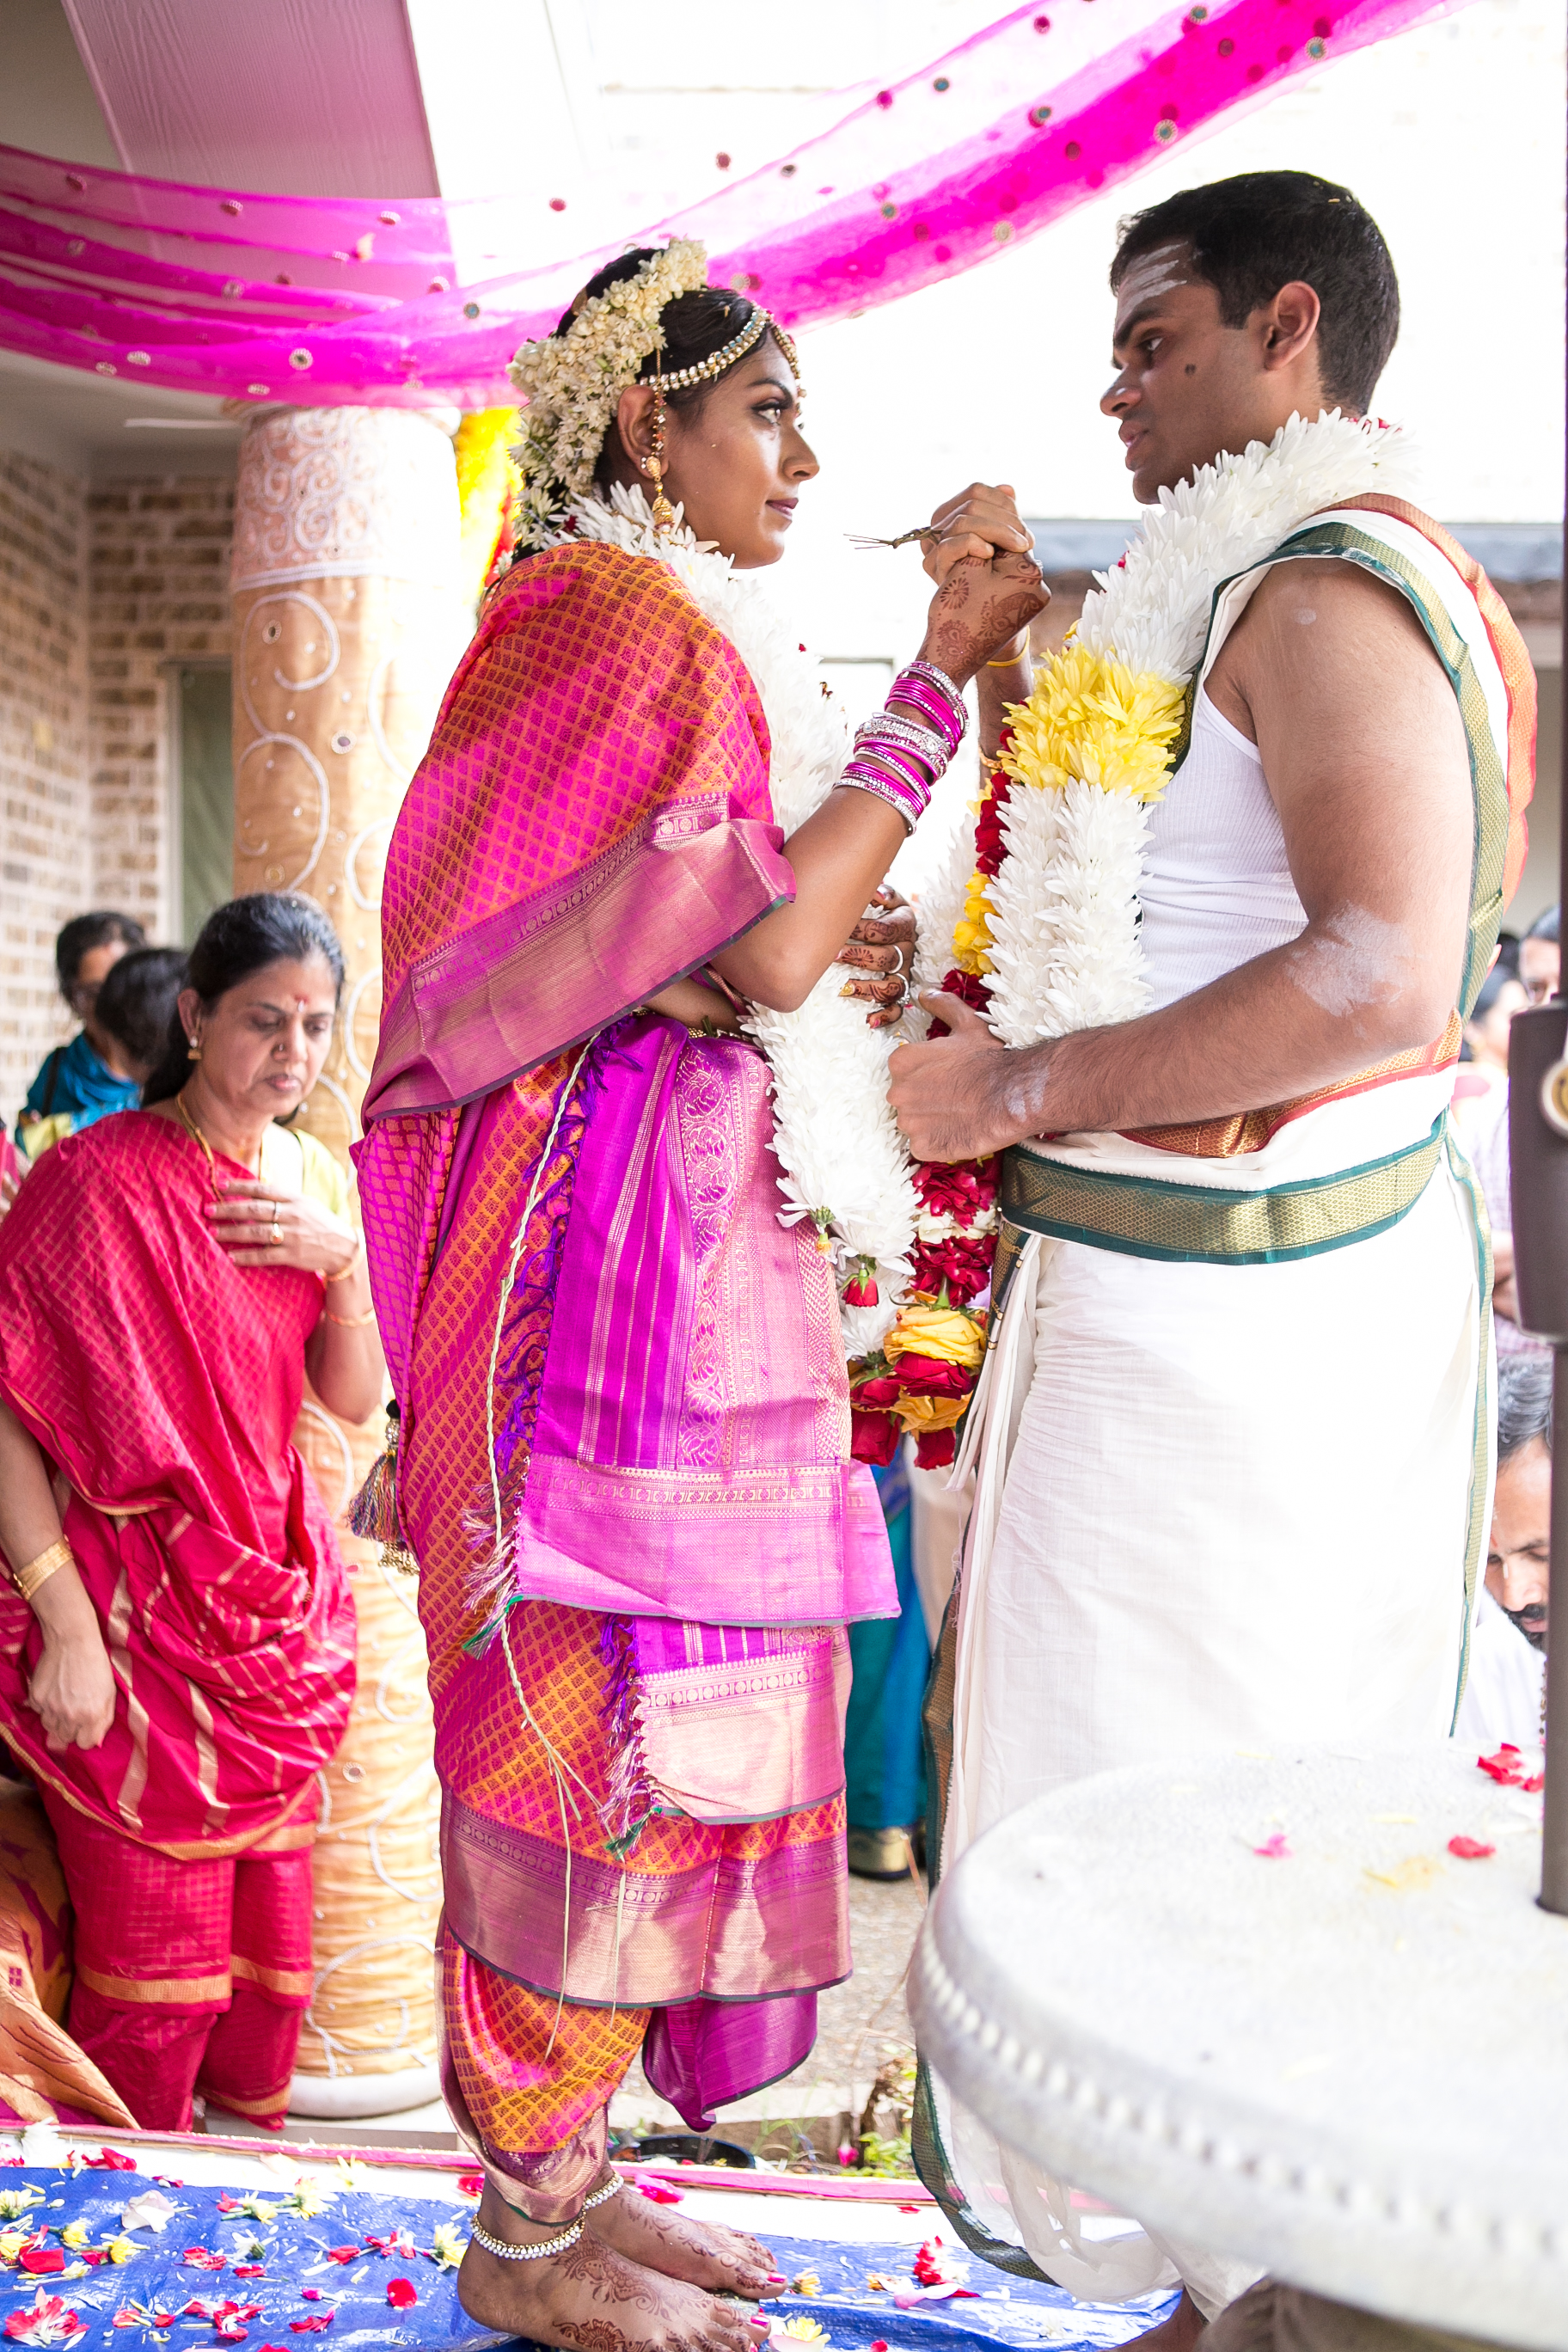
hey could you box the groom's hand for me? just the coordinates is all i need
[923,483,1035,586]
[889,993,1036,1161]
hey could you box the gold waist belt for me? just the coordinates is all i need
[994,1112,1447,1298]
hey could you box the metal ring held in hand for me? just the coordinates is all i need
[890,945,906,977]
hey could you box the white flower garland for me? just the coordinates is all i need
[560,486,916,1351]
[936,412,1422,1049]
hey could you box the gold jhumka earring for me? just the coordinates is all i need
[642,348,677,538]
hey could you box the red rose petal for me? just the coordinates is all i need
[323,2250,362,2266]
[386,2280,417,2310]
[1448,1835,1496,1859]
[456,2175,482,2198]
[18,2251,64,2275]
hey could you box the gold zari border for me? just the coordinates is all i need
[997,1115,1444,1275]
[78,1963,231,2006]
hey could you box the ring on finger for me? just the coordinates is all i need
[269,1215,283,1247]
[889,945,906,977]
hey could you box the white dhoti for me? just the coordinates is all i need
[927,1077,1491,2320]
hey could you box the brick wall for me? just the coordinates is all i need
[88,476,235,935]
[0,452,89,1132]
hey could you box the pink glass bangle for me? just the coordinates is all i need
[848,738,934,797]
[889,677,965,756]
[841,759,928,833]
[899,658,967,719]
[854,737,934,795]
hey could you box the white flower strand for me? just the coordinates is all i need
[980,411,1422,1049]
[984,783,1153,1049]
[561,486,916,1349]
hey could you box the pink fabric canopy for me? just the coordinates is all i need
[0,0,1455,407]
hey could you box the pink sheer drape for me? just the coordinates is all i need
[0,0,1454,405]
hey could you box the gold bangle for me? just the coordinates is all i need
[15,1537,72,1603]
[986,634,1032,669]
[324,1304,377,1328]
[324,1237,363,1284]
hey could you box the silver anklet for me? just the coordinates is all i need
[471,2215,584,2262]
[581,2175,622,2212]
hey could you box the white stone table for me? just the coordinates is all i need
[910,1746,1566,2349]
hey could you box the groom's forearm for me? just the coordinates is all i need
[996,934,1452,1143]
[894,920,1458,1163]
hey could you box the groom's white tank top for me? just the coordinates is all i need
[1138,686,1307,1013]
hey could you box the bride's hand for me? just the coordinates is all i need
[836,889,916,1030]
[922,482,1036,585]
[916,548,1049,689]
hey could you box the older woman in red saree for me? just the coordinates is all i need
[0,894,379,2131]
[357,242,1042,2352]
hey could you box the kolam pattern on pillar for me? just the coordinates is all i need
[230,406,468,2117]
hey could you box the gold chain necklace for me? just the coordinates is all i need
[175,1087,260,1185]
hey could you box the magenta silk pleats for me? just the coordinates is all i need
[512,1014,894,1629]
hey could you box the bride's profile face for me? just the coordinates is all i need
[614,338,818,570]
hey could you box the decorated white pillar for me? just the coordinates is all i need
[230,407,469,2117]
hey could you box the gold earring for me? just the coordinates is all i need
[644,355,676,538]
[187,1032,202,1062]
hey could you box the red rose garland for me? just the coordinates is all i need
[848,751,1014,1472]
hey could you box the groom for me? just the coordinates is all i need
[891,170,1533,2343]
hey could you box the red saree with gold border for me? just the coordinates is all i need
[0,1112,356,1857]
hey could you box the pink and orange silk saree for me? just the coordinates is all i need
[358,542,895,2186]
[0,1112,356,2127]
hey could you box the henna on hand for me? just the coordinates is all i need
[919,550,1049,689]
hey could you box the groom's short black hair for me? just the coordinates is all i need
[1111,170,1400,413]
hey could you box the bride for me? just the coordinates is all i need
[356,239,1042,2352]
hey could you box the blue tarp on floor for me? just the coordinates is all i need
[0,2166,1177,2350]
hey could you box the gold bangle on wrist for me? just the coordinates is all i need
[985,630,1032,669]
[324,1304,377,1328]
[15,1537,72,1603]
[324,1237,363,1284]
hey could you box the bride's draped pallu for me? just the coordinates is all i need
[358,542,895,2192]
[0,1112,356,2127]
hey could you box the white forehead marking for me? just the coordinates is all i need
[1114,242,1191,334]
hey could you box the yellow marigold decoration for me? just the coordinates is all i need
[455,407,521,612]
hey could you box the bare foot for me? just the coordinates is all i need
[458,2189,770,2352]
[1133,2288,1208,2347]
[586,2176,784,2299]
